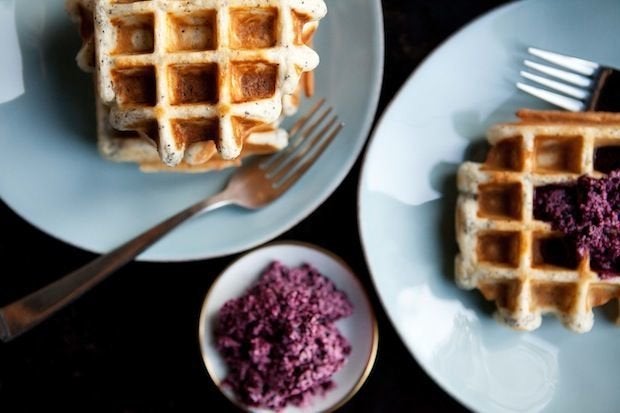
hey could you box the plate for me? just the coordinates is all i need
[198,242,378,412]
[0,0,383,261]
[358,0,620,412]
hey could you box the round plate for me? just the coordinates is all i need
[0,0,383,261]
[359,0,620,412]
[198,242,378,412]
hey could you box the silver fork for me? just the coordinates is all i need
[0,99,343,342]
[517,47,620,111]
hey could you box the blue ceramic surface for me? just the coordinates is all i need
[359,0,620,412]
[0,0,383,261]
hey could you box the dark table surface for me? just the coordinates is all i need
[0,0,510,411]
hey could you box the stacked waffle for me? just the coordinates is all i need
[456,109,620,332]
[66,0,326,172]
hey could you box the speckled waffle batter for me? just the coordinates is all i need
[455,109,620,333]
[66,0,325,167]
[94,96,287,172]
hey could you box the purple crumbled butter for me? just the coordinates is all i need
[215,261,353,411]
[534,170,620,278]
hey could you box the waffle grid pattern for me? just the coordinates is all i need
[456,112,620,332]
[95,96,287,172]
[94,0,326,166]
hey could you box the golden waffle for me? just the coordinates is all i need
[455,109,620,332]
[95,95,287,172]
[89,0,326,166]
[66,0,319,170]
[67,0,97,72]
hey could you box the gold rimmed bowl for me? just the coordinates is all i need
[198,241,378,412]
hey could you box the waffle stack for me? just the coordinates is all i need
[66,0,326,171]
[95,97,288,172]
[455,109,620,333]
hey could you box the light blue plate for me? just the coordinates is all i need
[0,0,383,261]
[359,0,620,412]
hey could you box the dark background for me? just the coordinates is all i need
[0,0,509,411]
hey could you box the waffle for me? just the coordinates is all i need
[67,0,97,72]
[455,109,620,333]
[66,0,321,169]
[95,96,287,172]
[87,0,326,167]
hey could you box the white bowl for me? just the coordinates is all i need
[198,242,378,412]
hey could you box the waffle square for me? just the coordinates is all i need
[91,0,326,166]
[455,110,620,332]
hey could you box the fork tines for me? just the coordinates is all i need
[517,47,602,111]
[261,99,343,191]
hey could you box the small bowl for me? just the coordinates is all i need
[198,241,378,413]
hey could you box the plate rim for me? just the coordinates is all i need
[197,240,379,412]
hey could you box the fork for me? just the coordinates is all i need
[517,47,620,111]
[0,99,343,342]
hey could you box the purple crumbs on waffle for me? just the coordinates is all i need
[534,170,620,278]
[215,261,353,411]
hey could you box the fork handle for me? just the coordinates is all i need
[0,193,231,342]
